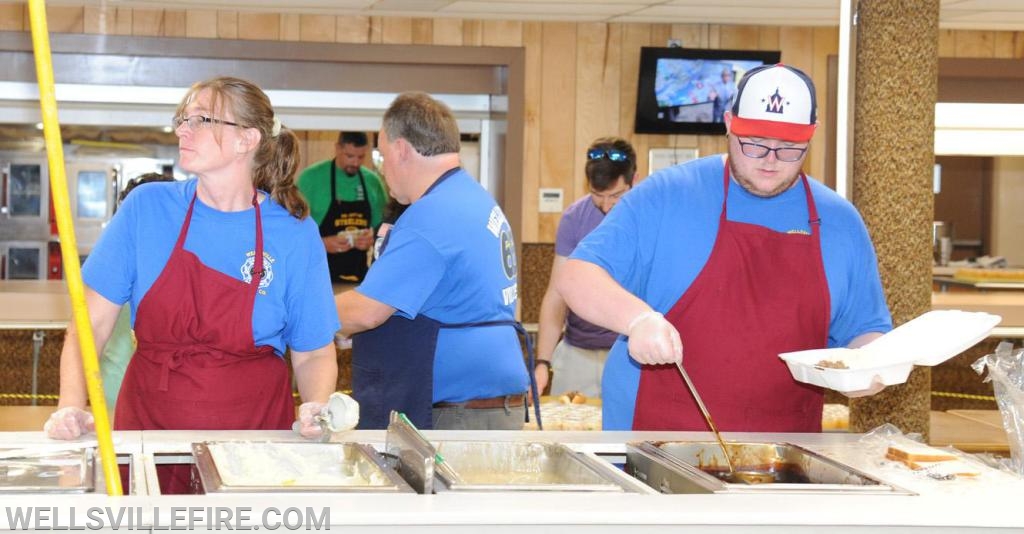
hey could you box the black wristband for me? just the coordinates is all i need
[534,360,552,371]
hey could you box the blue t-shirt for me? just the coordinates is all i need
[356,169,528,403]
[83,179,339,355]
[571,155,893,429]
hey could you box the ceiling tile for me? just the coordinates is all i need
[442,0,653,3]
[436,12,610,21]
[665,0,836,6]
[370,0,453,12]
[50,0,1024,30]
[132,0,377,9]
[443,1,633,16]
[941,0,1024,11]
[939,11,1024,30]
[619,5,839,25]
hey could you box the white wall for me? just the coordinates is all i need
[991,157,1024,266]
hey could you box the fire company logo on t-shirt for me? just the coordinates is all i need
[241,251,275,294]
[486,206,517,280]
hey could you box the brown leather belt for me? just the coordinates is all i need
[433,394,526,410]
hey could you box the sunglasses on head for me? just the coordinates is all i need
[587,148,630,162]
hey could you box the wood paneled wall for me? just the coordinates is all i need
[2,3,1021,242]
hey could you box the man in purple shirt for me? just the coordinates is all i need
[534,137,637,397]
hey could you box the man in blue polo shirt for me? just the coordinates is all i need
[336,92,529,431]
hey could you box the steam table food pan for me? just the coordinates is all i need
[384,412,646,493]
[626,441,914,495]
[431,441,633,492]
[0,447,95,493]
[193,441,413,493]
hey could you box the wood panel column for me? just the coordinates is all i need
[848,0,940,438]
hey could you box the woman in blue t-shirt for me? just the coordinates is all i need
[44,78,340,471]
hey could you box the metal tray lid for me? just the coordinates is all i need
[193,441,413,493]
[0,447,95,493]
[385,411,445,494]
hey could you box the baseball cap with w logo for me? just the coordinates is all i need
[729,63,817,143]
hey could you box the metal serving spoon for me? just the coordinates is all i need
[675,364,738,474]
[674,363,775,485]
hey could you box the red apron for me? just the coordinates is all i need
[632,163,830,432]
[115,191,294,494]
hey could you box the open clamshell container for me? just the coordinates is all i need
[780,310,1001,393]
[385,412,647,494]
[192,441,413,493]
[626,441,914,495]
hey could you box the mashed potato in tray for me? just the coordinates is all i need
[206,442,386,487]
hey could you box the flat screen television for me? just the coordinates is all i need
[635,47,781,135]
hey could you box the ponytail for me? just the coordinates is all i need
[252,125,308,219]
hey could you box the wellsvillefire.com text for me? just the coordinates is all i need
[5,507,331,530]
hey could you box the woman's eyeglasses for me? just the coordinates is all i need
[172,115,241,131]
[587,148,630,162]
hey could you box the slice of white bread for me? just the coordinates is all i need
[896,458,981,477]
[885,440,958,464]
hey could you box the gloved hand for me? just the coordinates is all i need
[294,401,327,440]
[43,407,95,440]
[626,311,683,366]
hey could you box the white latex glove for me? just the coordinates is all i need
[626,311,683,365]
[43,407,95,440]
[294,402,327,440]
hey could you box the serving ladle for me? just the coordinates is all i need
[675,363,774,485]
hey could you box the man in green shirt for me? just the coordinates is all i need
[298,131,388,283]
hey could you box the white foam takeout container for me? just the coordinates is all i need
[779,310,1002,393]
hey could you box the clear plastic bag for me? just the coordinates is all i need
[972,341,1024,477]
[858,423,982,480]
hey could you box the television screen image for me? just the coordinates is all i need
[654,58,764,123]
[635,48,781,135]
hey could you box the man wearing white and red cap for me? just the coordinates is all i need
[556,64,893,432]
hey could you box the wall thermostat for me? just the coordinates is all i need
[538,188,564,213]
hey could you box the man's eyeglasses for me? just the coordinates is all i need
[172,115,241,131]
[737,140,807,163]
[587,148,630,162]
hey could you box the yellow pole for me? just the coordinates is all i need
[26,0,122,496]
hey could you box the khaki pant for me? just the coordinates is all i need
[432,404,525,430]
[550,340,610,398]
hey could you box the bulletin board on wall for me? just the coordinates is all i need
[648,147,700,175]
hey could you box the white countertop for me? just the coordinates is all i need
[2,429,1022,533]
